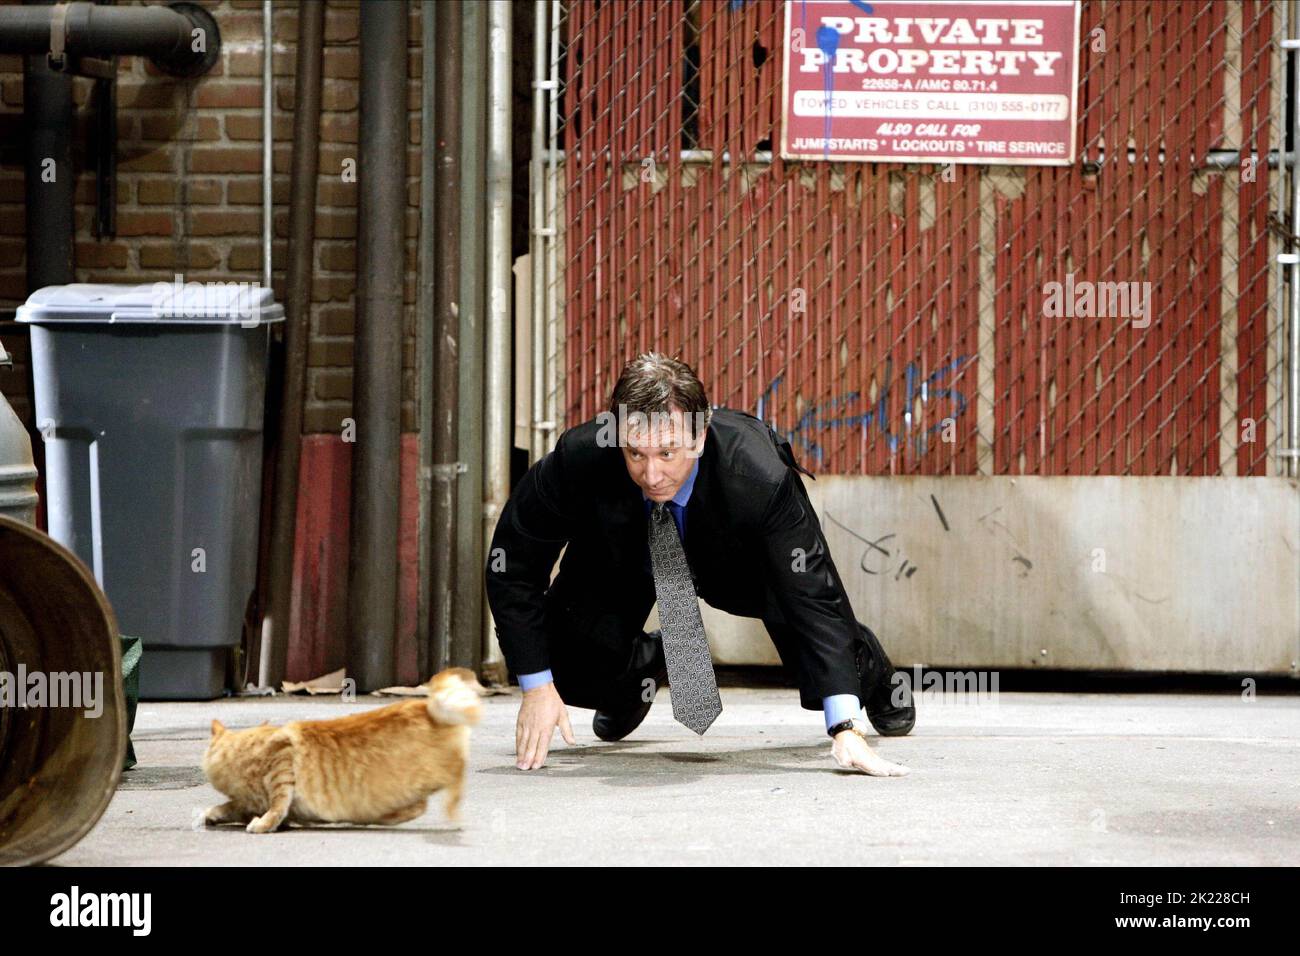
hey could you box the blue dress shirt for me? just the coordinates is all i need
[517,455,862,731]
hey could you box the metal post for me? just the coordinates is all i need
[259,0,323,690]
[433,0,463,669]
[1291,2,1300,477]
[262,0,273,290]
[482,0,513,674]
[546,0,563,440]
[455,0,488,679]
[22,0,74,292]
[348,0,406,692]
[529,1,548,462]
[417,1,436,680]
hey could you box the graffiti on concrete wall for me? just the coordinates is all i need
[756,353,975,465]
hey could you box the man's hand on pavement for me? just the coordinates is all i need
[515,681,576,770]
[831,729,911,776]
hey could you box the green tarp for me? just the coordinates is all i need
[120,634,141,771]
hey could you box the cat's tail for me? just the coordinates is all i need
[425,667,485,725]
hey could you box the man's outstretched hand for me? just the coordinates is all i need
[831,729,911,777]
[515,681,576,770]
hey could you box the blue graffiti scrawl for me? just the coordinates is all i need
[802,0,873,159]
[757,353,975,466]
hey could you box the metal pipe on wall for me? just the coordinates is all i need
[528,1,548,463]
[1290,1,1300,479]
[416,1,437,682]
[546,0,562,445]
[262,0,273,290]
[348,0,406,692]
[22,25,74,291]
[258,0,323,690]
[482,0,512,672]
[432,0,463,670]
[0,1,221,74]
[454,0,488,680]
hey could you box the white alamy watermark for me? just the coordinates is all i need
[0,665,104,718]
[1042,272,1152,328]
[151,273,265,328]
[884,666,1000,708]
[50,886,151,936]
[594,404,711,457]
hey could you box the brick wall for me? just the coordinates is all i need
[0,0,424,434]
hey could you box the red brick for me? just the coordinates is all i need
[312,274,356,302]
[1,79,23,108]
[0,206,24,236]
[313,368,354,399]
[314,208,356,239]
[315,303,354,335]
[185,180,224,205]
[136,180,179,205]
[226,176,290,205]
[317,242,356,272]
[316,178,358,206]
[119,147,176,173]
[116,211,174,237]
[304,403,353,434]
[224,112,294,141]
[308,338,354,367]
[326,9,359,43]
[320,114,357,144]
[0,238,26,268]
[190,147,264,174]
[138,243,222,270]
[324,48,359,80]
[74,242,128,269]
[195,82,264,109]
[139,113,221,142]
[0,273,30,299]
[189,210,261,236]
[116,83,180,109]
[226,245,256,271]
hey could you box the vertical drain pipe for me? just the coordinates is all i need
[1290,0,1300,478]
[348,0,406,691]
[529,0,548,462]
[416,1,437,680]
[433,0,463,669]
[259,0,323,689]
[455,0,488,678]
[482,0,513,673]
[23,0,74,291]
[262,0,273,289]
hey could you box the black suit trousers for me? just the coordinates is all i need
[539,586,880,714]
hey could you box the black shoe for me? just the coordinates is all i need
[593,630,668,742]
[856,622,916,736]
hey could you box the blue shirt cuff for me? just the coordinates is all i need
[518,669,554,691]
[822,694,862,731]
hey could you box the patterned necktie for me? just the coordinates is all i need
[647,500,722,734]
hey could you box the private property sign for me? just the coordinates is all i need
[780,0,1080,165]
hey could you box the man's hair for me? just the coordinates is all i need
[608,351,712,441]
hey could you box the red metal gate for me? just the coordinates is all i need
[550,0,1285,476]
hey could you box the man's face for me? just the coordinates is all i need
[619,408,706,503]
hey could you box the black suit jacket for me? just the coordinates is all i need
[484,406,864,704]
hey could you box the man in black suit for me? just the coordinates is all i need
[485,353,914,776]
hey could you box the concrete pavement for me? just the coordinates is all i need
[54,683,1300,866]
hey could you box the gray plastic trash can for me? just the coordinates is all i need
[17,282,284,700]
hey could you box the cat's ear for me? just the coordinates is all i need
[211,719,225,736]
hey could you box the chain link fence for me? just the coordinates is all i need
[530,0,1290,477]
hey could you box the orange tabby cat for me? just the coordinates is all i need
[202,667,484,833]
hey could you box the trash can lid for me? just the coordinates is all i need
[15,281,286,325]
